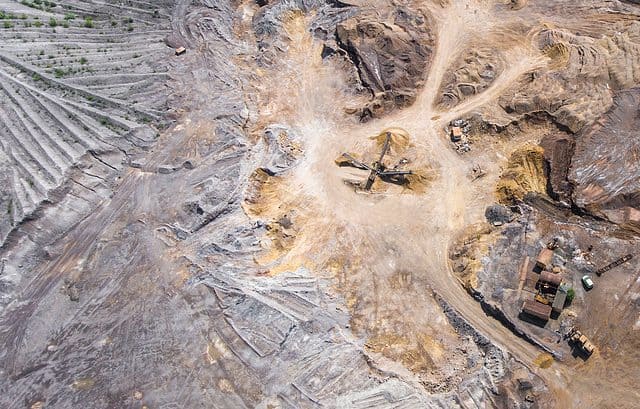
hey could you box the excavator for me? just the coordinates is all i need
[338,132,413,190]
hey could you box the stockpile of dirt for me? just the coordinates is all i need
[437,47,502,109]
[331,6,435,119]
[496,145,548,204]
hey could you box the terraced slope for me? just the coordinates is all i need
[0,0,173,245]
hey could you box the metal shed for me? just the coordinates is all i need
[540,271,562,287]
[535,248,554,270]
[522,299,552,321]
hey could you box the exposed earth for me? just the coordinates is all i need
[1,1,639,408]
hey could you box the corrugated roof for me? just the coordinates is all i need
[522,299,552,320]
[552,291,567,312]
[536,248,553,267]
[540,271,562,286]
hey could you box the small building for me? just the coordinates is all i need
[535,248,554,270]
[539,271,562,288]
[450,126,463,142]
[552,284,569,313]
[175,46,186,56]
[522,299,552,321]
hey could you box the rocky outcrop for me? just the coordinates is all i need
[539,89,640,228]
[499,25,640,133]
[569,88,640,222]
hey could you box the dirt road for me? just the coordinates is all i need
[258,0,576,404]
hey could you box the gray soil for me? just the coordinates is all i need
[1,1,640,408]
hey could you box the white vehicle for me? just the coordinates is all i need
[582,275,594,290]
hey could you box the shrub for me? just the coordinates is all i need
[49,17,57,27]
[84,17,93,28]
[566,287,575,303]
[79,57,87,64]
[53,68,65,78]
[62,21,68,28]
[34,20,42,27]
[64,13,75,20]
[3,21,13,29]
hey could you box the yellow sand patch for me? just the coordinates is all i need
[370,128,411,153]
[496,145,547,204]
[533,352,554,369]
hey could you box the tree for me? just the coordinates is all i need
[566,287,575,303]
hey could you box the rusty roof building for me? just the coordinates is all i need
[539,271,562,287]
[522,299,552,321]
[535,248,554,270]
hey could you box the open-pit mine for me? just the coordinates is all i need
[1,1,640,408]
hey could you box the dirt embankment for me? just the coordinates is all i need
[327,5,435,120]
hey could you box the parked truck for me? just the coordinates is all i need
[568,327,595,356]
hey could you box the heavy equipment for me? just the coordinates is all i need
[567,327,595,356]
[594,254,633,276]
[338,131,413,191]
[535,293,551,305]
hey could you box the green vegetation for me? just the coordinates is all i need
[49,17,57,27]
[3,21,13,29]
[20,14,27,20]
[34,20,42,28]
[53,67,65,78]
[64,13,75,20]
[84,17,93,28]
[79,57,87,64]
[62,21,68,28]
[566,287,575,303]
[0,11,17,20]
[126,24,133,32]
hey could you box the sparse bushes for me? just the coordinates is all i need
[3,21,13,29]
[64,13,75,20]
[79,57,87,64]
[49,17,57,27]
[84,17,93,28]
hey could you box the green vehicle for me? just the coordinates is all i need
[582,275,594,290]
